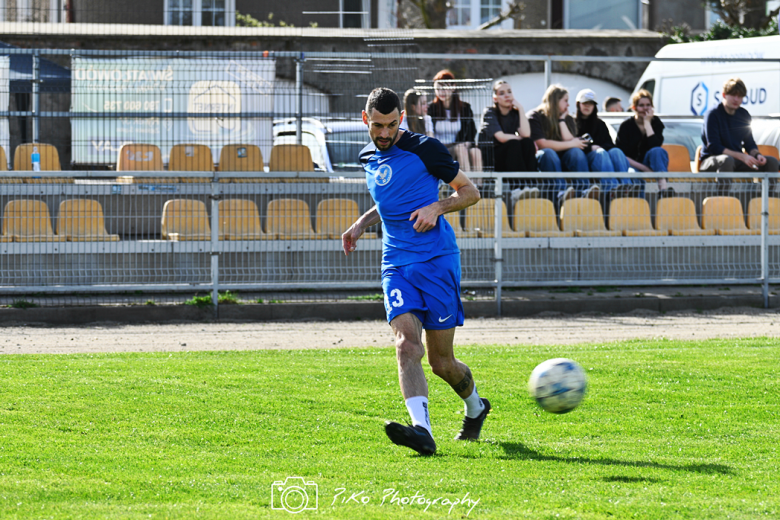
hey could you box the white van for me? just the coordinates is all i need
[633,35,780,116]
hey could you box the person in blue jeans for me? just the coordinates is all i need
[527,84,600,206]
[615,89,674,198]
[574,88,641,198]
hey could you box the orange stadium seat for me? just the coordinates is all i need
[746,197,780,235]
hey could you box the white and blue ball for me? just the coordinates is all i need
[528,358,587,414]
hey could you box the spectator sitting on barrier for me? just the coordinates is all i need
[700,77,780,196]
[604,96,624,112]
[574,88,640,199]
[400,88,434,137]
[428,70,482,177]
[477,79,539,205]
[527,84,600,205]
[615,89,674,198]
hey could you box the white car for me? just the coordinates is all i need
[272,118,369,173]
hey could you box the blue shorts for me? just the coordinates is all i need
[381,253,465,330]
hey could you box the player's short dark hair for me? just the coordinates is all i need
[365,87,402,117]
[604,96,622,110]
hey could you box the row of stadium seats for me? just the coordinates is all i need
[447,196,780,237]
[3,195,778,242]
[662,143,780,178]
[0,198,375,242]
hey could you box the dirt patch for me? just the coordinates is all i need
[2,306,779,355]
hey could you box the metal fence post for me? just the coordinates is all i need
[494,174,503,316]
[211,180,220,317]
[762,174,769,308]
[32,52,40,143]
[296,54,304,145]
[544,55,552,90]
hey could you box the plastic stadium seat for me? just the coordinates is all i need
[116,143,164,171]
[219,144,263,172]
[315,198,376,240]
[0,146,20,184]
[3,199,65,242]
[514,198,573,237]
[169,144,214,183]
[663,144,691,172]
[269,144,314,172]
[266,198,319,239]
[758,144,780,161]
[701,196,758,236]
[560,198,620,237]
[747,197,780,235]
[694,145,702,173]
[444,210,478,238]
[56,199,119,242]
[464,198,525,238]
[161,199,211,241]
[655,197,714,236]
[14,143,72,184]
[218,199,269,240]
[608,197,668,236]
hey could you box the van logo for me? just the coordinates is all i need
[375,164,392,186]
[690,82,709,116]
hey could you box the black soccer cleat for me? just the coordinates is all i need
[384,421,437,456]
[454,398,491,441]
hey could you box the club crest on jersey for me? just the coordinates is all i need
[375,164,392,186]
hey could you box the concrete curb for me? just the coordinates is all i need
[0,293,776,326]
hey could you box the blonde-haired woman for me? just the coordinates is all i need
[400,88,434,137]
[526,84,598,204]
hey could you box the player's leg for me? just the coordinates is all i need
[382,270,436,455]
[425,329,490,441]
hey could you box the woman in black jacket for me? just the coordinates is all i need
[428,69,482,173]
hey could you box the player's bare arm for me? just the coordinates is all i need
[409,170,480,232]
[342,205,381,255]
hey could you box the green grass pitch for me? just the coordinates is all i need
[0,337,778,519]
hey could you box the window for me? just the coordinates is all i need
[341,0,369,28]
[564,0,638,30]
[164,0,235,27]
[447,0,471,27]
[480,0,501,25]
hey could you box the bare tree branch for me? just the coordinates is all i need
[478,0,525,30]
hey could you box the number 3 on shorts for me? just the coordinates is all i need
[389,288,404,308]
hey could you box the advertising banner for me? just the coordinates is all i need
[71,57,275,166]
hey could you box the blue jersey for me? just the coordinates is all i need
[360,130,460,270]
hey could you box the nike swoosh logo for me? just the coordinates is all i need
[438,315,453,323]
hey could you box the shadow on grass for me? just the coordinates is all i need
[602,476,662,484]
[497,442,734,475]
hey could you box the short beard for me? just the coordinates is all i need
[373,128,399,151]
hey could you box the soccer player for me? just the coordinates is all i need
[342,87,489,456]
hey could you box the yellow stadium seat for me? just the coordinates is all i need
[663,144,691,173]
[694,145,702,173]
[116,143,164,172]
[3,199,65,242]
[758,144,780,161]
[269,144,314,172]
[655,197,714,236]
[608,197,668,236]
[514,198,573,237]
[266,198,319,239]
[746,197,780,235]
[315,198,376,240]
[701,196,758,236]
[0,145,20,184]
[169,144,214,183]
[14,143,72,184]
[56,199,119,242]
[218,199,269,240]
[219,144,263,172]
[560,198,620,237]
[464,198,525,238]
[161,199,211,241]
[444,210,478,238]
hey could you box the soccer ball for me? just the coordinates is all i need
[528,358,587,414]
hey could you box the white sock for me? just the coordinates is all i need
[658,178,668,190]
[405,396,432,435]
[463,387,485,419]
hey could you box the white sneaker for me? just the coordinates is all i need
[511,187,540,205]
[557,186,575,203]
[583,185,600,200]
